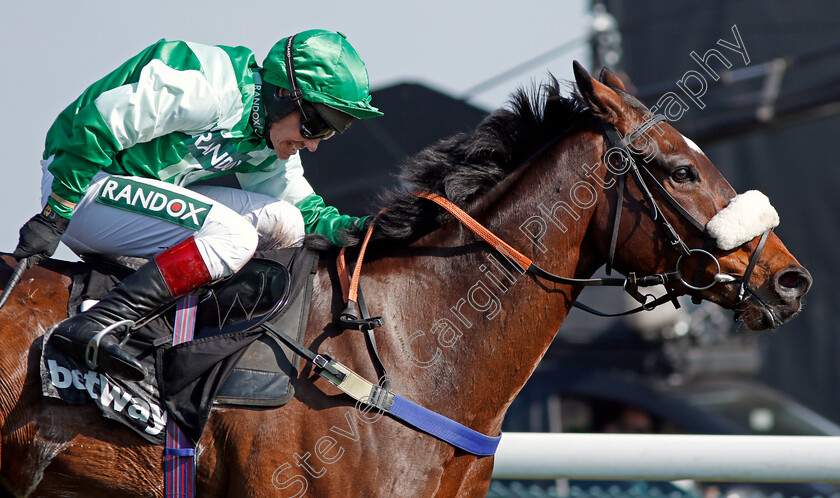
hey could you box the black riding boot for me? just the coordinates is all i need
[51,237,214,381]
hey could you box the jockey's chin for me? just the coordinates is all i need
[274,143,302,160]
[268,111,321,161]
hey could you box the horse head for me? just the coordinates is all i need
[573,62,811,330]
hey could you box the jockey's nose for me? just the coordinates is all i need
[773,266,812,302]
[304,138,321,152]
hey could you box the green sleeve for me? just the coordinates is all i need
[44,40,228,218]
[46,103,126,218]
[294,193,368,246]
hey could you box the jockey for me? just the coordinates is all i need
[11,29,382,381]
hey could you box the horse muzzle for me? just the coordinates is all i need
[697,190,811,330]
[733,264,812,330]
[675,231,812,331]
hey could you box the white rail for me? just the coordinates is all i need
[491,433,840,482]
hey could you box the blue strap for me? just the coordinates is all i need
[263,325,502,456]
[165,447,196,457]
[388,395,501,456]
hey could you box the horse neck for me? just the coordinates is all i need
[371,129,609,437]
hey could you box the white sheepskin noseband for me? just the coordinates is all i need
[706,190,779,250]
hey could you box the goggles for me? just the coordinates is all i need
[284,35,349,140]
[295,102,335,140]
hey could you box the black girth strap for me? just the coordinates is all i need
[337,254,389,389]
[261,322,347,382]
[356,286,390,389]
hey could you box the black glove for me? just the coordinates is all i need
[12,205,70,267]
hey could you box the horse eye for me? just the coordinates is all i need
[671,167,694,183]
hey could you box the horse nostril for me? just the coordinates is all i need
[775,267,812,298]
[778,273,799,288]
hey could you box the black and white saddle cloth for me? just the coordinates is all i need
[40,246,319,445]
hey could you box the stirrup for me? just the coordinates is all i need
[85,319,136,371]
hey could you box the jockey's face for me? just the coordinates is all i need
[267,110,325,161]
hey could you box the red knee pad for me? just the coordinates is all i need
[154,237,212,296]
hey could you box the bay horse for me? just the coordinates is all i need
[0,63,811,497]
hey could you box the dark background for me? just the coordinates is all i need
[303,0,840,425]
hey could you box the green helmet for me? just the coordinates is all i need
[262,29,382,130]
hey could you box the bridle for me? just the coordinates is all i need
[337,114,774,330]
[594,114,772,314]
[416,114,772,317]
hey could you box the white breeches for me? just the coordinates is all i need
[41,160,305,280]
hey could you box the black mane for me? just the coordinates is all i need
[312,76,592,250]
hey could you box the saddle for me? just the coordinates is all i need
[41,246,319,444]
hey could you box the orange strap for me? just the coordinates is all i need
[337,247,351,303]
[337,211,381,305]
[337,193,533,305]
[414,191,533,270]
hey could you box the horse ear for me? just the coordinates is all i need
[598,66,626,92]
[573,60,625,124]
